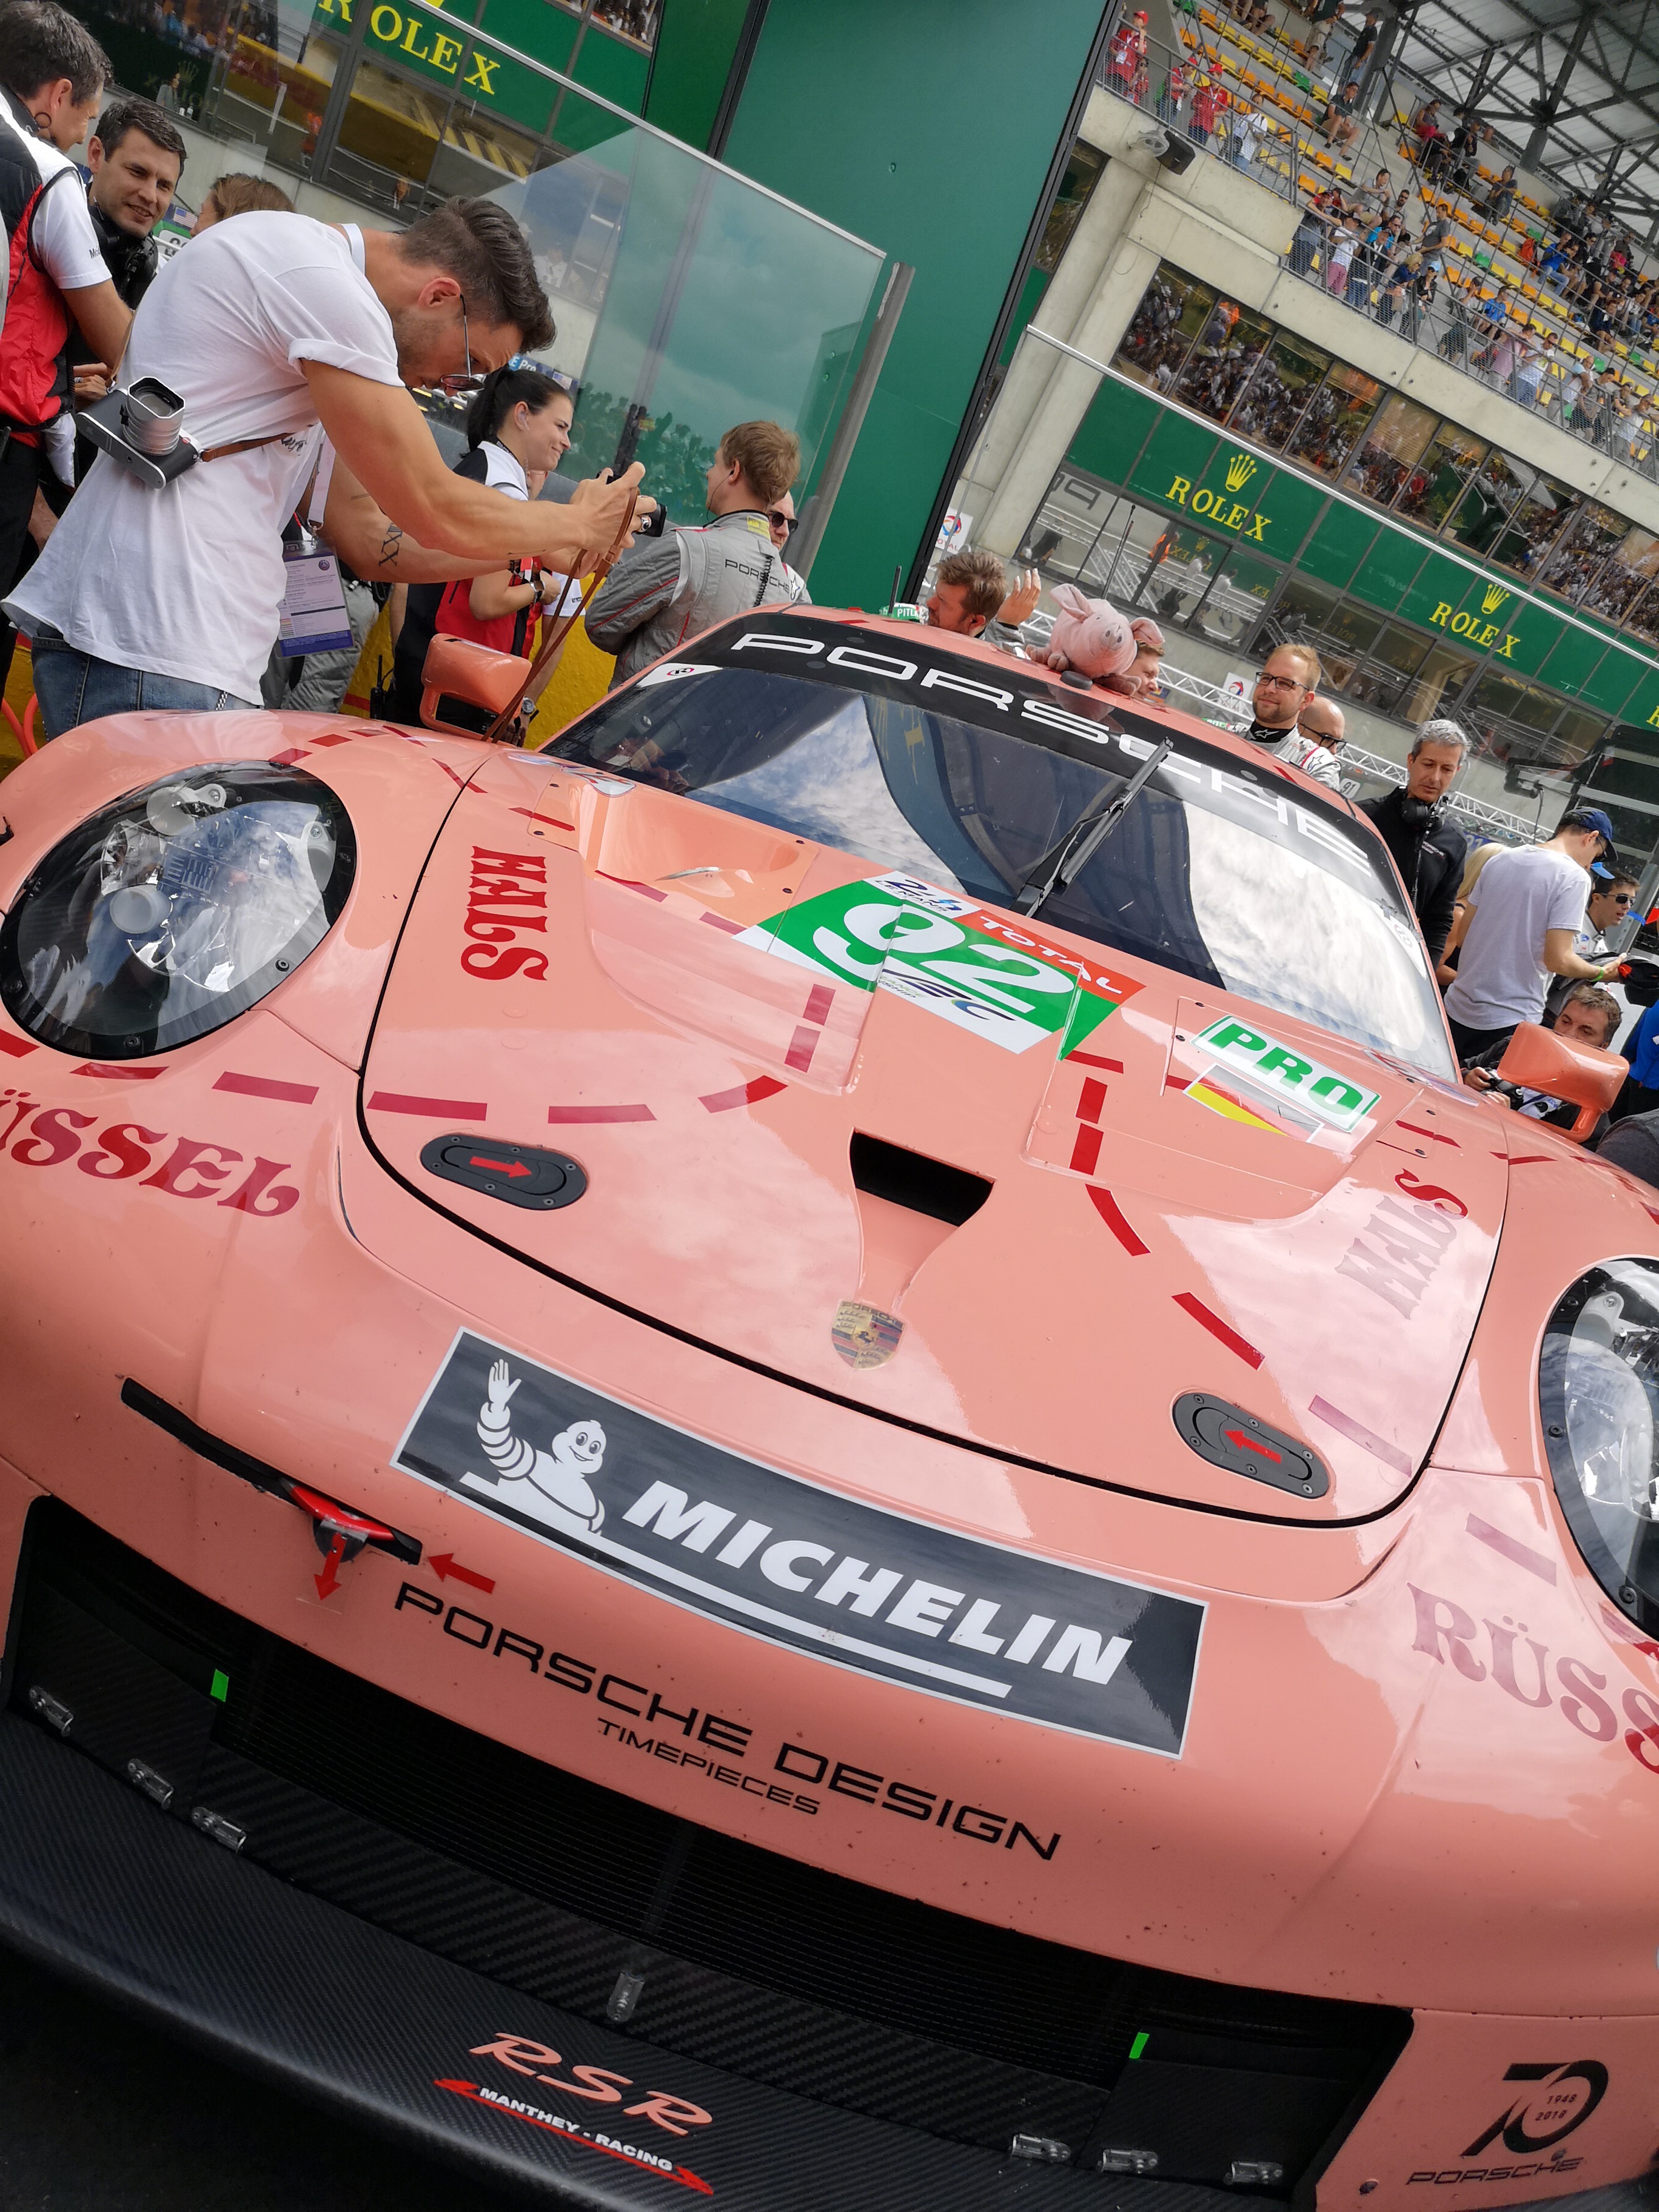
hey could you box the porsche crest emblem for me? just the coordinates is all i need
[831,1301,903,1368]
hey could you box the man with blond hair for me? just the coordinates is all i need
[1242,642,1321,748]
[588,418,799,688]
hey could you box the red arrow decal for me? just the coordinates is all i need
[430,1552,496,1594]
[314,1530,348,1600]
[1224,1427,1281,1461]
[469,1155,531,1178]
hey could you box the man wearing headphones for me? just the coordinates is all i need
[1361,720,1469,968]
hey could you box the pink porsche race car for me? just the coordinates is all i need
[0,606,1654,2212]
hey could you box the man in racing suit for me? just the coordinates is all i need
[586,418,800,689]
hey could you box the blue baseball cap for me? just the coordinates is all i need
[1564,805,1617,849]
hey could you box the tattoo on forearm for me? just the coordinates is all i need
[378,522,403,571]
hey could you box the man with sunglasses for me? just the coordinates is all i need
[1543,863,1641,1027]
[767,488,811,605]
[13,195,650,736]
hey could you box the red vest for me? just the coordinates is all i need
[0,135,74,445]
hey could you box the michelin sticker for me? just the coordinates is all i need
[395,1331,1204,1756]
[1194,1016,1380,1133]
[736,870,1141,1058]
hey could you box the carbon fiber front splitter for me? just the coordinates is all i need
[0,1710,1230,2211]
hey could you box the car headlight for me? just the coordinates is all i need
[0,762,355,1061]
[1541,1260,1659,1632]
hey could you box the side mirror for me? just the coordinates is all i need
[1496,1021,1625,1143]
[420,634,531,740]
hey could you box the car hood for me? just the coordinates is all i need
[357,748,1512,1523]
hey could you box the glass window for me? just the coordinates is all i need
[1404,640,1480,726]
[1169,300,1274,425]
[1036,142,1105,275]
[1541,499,1627,606]
[1285,363,1382,477]
[1191,547,1279,649]
[1489,469,1582,580]
[1554,705,1612,763]
[550,654,1453,1074]
[1021,469,1115,581]
[1267,574,1341,660]
[1444,446,1526,554]
[1078,499,1150,599]
[1573,524,1659,626]
[1342,394,1439,509]
[1341,623,1431,717]
[1393,423,1486,531]
[1114,269,1215,393]
[1624,578,1659,650]
[1312,600,1384,693]
[1227,331,1330,452]
[1130,520,1227,627]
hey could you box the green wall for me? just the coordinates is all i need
[719,0,1107,609]
[644,0,754,147]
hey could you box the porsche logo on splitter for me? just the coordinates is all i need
[395,1331,1205,1754]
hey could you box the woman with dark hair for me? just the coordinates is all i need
[390,363,576,729]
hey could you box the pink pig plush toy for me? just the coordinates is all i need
[1044,583,1137,684]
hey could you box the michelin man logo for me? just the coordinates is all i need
[463,1358,606,1537]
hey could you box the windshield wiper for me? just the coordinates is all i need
[1013,737,1172,918]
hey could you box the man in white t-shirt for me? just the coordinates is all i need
[0,6,133,645]
[1441,808,1623,1062]
[13,197,650,732]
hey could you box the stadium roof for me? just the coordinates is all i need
[1395,0,1659,230]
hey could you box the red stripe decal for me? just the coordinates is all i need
[268,747,309,766]
[1088,1185,1148,1255]
[1507,1155,1553,1166]
[434,758,468,787]
[1163,1073,1190,1092]
[803,983,834,1025]
[1069,1124,1103,1176]
[214,1071,320,1104]
[432,2082,711,2196]
[73,1061,164,1079]
[700,1075,787,1113]
[1398,1119,1458,1147]
[367,1091,486,1119]
[1307,1395,1412,1475]
[1173,1292,1263,1368]
[785,1024,820,1074]
[1467,1512,1557,1584]
[1065,1050,1124,1071]
[509,806,577,830]
[0,1032,36,1057]
[700,911,746,935]
[599,874,668,902]
[547,1102,655,1122]
[1076,1076,1108,1124]
[309,732,353,748]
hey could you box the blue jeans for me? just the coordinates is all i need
[28,623,260,739]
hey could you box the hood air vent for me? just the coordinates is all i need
[850,1134,991,1225]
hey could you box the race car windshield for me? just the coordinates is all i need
[0,762,355,1059]
[552,659,1453,1076]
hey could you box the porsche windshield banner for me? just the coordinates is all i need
[736,871,1141,1058]
[395,1332,1204,1757]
